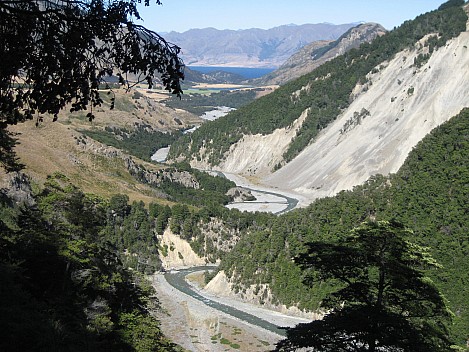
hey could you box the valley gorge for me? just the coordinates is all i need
[1,1,469,351]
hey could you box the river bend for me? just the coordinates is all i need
[164,266,287,336]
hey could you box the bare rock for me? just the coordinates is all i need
[226,187,256,202]
[0,171,35,207]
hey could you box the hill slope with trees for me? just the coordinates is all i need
[216,107,469,347]
[0,173,183,351]
[168,3,468,178]
[251,22,387,86]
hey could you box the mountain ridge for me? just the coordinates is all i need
[251,22,387,86]
[164,23,359,68]
[167,3,469,207]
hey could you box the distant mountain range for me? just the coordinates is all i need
[164,23,360,68]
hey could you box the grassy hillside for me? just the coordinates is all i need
[218,108,469,346]
[168,3,467,168]
[7,87,203,203]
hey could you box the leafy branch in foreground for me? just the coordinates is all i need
[0,0,184,127]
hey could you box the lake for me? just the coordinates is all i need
[189,66,275,79]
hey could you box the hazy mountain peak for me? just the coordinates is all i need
[163,23,359,68]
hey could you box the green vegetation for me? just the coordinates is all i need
[2,2,468,350]
[219,108,469,346]
[158,175,232,208]
[82,125,183,161]
[0,174,181,351]
[140,162,237,208]
[277,220,453,351]
[211,333,240,349]
[168,4,467,167]
[164,200,273,262]
[29,173,259,270]
[164,89,258,115]
[220,337,231,344]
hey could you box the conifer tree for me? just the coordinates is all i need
[276,220,453,352]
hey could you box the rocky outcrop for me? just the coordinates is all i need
[157,228,207,269]
[125,157,200,189]
[204,271,321,320]
[226,187,256,202]
[0,171,35,207]
[76,133,200,191]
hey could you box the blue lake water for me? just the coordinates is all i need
[189,66,275,79]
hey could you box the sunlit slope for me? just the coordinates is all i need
[168,3,468,203]
[266,23,469,202]
[8,89,199,203]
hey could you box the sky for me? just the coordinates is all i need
[136,0,446,33]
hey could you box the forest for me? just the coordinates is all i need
[82,126,183,162]
[2,108,466,349]
[218,108,469,346]
[74,106,469,347]
[164,89,258,116]
[0,173,183,351]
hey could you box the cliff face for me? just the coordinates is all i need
[0,171,35,207]
[214,109,308,178]
[157,228,207,269]
[252,23,387,86]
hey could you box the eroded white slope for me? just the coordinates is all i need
[264,31,469,202]
[218,109,308,177]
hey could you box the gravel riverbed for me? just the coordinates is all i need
[152,273,308,351]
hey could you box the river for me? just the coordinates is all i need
[164,266,289,336]
[221,172,301,214]
[226,186,298,215]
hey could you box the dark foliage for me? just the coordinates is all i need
[82,126,183,161]
[0,173,182,351]
[0,129,24,172]
[276,220,453,351]
[439,0,465,10]
[278,306,447,352]
[219,108,469,346]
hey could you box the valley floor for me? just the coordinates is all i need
[152,272,309,351]
[223,173,310,213]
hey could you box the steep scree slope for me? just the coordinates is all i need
[265,28,469,202]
